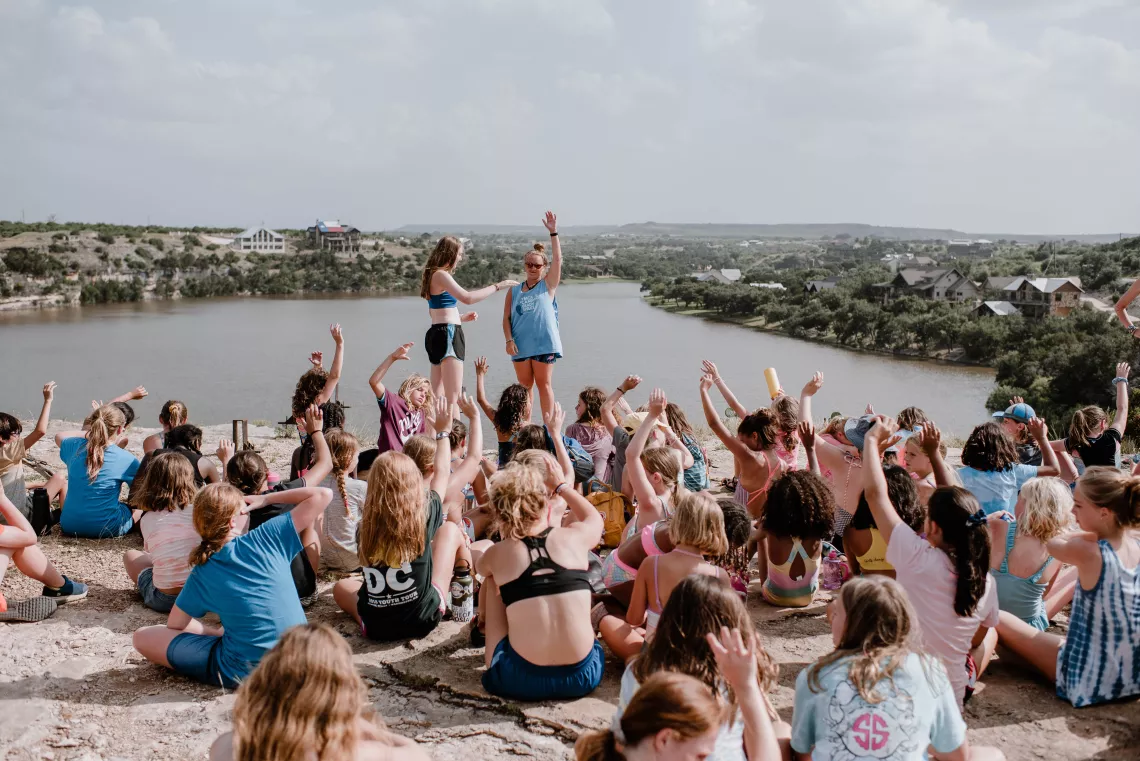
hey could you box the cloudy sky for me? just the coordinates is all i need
[0,0,1137,234]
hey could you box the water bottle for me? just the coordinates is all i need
[449,564,474,623]
[820,548,849,591]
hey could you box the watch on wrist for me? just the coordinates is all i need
[435,431,449,440]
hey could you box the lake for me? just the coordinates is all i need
[0,283,995,438]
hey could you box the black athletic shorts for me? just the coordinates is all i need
[425,323,465,365]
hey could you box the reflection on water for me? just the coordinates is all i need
[0,284,993,437]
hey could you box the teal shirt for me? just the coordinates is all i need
[510,280,562,359]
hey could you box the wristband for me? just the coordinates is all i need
[1113,377,1129,385]
[1128,325,1138,333]
[554,482,569,496]
[549,232,558,237]
[435,431,450,441]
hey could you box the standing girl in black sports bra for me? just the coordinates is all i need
[476,454,605,701]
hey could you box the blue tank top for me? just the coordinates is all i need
[428,290,457,309]
[510,280,562,359]
[990,520,1052,630]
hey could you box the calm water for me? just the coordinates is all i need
[0,283,994,438]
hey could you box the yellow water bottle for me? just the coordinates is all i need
[764,368,781,400]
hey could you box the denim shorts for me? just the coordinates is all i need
[482,638,604,702]
[511,353,560,364]
[166,632,239,690]
[136,568,179,613]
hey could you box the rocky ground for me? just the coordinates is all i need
[1,422,1137,760]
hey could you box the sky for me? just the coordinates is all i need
[0,0,1137,234]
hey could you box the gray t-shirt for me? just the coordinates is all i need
[608,426,631,491]
[319,474,366,554]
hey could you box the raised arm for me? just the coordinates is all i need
[699,374,754,460]
[433,270,517,307]
[799,420,819,476]
[918,422,955,488]
[215,439,235,479]
[108,385,148,405]
[799,371,824,426]
[1112,363,1131,436]
[543,211,562,293]
[473,357,499,423]
[602,375,641,433]
[863,417,903,542]
[244,485,333,535]
[446,396,484,518]
[369,343,412,400]
[23,381,56,449]
[1114,278,1140,330]
[547,458,603,550]
[316,323,344,405]
[428,396,452,498]
[627,389,672,524]
[708,627,782,761]
[702,360,748,418]
[544,403,575,481]
[664,429,695,469]
[1029,417,1074,481]
[300,405,332,485]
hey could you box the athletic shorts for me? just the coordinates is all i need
[481,638,604,702]
[425,323,465,365]
[511,353,560,364]
[166,632,240,690]
[136,567,179,613]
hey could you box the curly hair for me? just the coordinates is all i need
[494,383,531,436]
[576,387,607,426]
[488,462,547,540]
[762,470,836,539]
[718,497,752,551]
[738,408,779,451]
[961,422,1018,473]
[851,465,924,533]
[291,368,328,420]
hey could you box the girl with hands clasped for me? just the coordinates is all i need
[421,235,517,417]
[132,479,333,688]
[504,211,564,421]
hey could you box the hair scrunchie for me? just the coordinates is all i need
[965,509,987,528]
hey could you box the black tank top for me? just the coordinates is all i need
[498,528,594,607]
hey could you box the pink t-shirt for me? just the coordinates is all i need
[886,522,1000,705]
[141,507,200,590]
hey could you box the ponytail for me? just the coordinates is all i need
[574,673,724,761]
[189,484,244,567]
[1067,406,1107,450]
[928,487,991,617]
[1078,466,1140,529]
[84,405,125,482]
[640,447,684,505]
[325,429,361,519]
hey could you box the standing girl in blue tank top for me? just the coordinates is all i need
[503,211,563,421]
[421,236,517,420]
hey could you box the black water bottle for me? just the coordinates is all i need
[30,487,52,536]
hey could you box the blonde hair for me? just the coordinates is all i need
[808,576,923,704]
[83,405,126,482]
[1068,406,1109,450]
[526,242,548,266]
[128,452,197,513]
[669,491,729,557]
[419,235,461,300]
[398,374,433,412]
[1078,466,1140,528]
[488,463,547,541]
[190,483,245,566]
[358,452,426,568]
[233,623,389,761]
[402,434,436,476]
[159,399,188,428]
[511,449,561,482]
[1018,477,1074,543]
[325,429,360,519]
[640,446,684,505]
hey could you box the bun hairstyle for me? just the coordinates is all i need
[358,452,426,568]
[808,576,921,704]
[159,400,189,429]
[233,623,386,761]
[489,462,548,541]
[449,420,468,450]
[927,486,991,617]
[1068,406,1109,450]
[527,242,548,266]
[961,422,1018,473]
[190,483,245,566]
[670,491,729,557]
[574,672,724,761]
[420,235,462,300]
[738,408,779,451]
[763,470,836,541]
[129,452,197,513]
[325,429,361,518]
[84,404,126,482]
[402,434,437,476]
[1078,466,1140,528]
[640,446,684,504]
[226,451,269,495]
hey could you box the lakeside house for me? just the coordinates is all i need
[974,300,1020,317]
[692,268,743,284]
[873,267,979,304]
[307,219,361,252]
[983,276,1084,318]
[805,276,841,294]
[231,226,284,253]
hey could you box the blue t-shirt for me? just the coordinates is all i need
[174,514,307,683]
[510,280,562,359]
[792,653,966,761]
[956,463,1038,515]
[59,437,139,538]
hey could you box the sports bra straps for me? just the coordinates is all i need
[498,528,594,607]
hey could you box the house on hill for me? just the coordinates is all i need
[231,226,284,253]
[975,300,1020,317]
[307,219,361,252]
[984,276,1083,318]
[693,268,742,284]
[947,239,993,257]
[805,276,841,294]
[874,267,978,304]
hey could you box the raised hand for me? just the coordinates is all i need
[497,279,520,291]
[542,211,558,235]
[700,359,721,380]
[865,403,875,415]
[802,372,824,397]
[647,388,667,418]
[699,373,716,393]
[541,452,566,493]
[91,399,102,411]
[918,421,942,456]
[42,381,56,401]
[798,420,816,450]
[308,350,324,368]
[475,356,490,376]
[330,323,343,345]
[303,404,324,436]
[241,494,269,514]
[545,402,566,435]
[216,438,236,464]
[705,627,759,696]
[1117,362,1131,380]
[457,393,478,419]
[865,415,898,449]
[389,343,413,362]
[1028,416,1049,441]
[130,386,148,401]
[461,311,479,323]
[620,374,642,393]
[1009,395,1024,406]
[432,396,451,434]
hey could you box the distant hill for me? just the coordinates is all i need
[393,222,1132,244]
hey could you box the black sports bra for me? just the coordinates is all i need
[498,528,594,607]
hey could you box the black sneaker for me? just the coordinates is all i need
[0,594,58,622]
[41,576,89,602]
[469,615,486,648]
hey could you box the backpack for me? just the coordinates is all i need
[587,480,631,549]
[542,428,596,485]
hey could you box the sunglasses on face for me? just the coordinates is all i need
[525,262,544,270]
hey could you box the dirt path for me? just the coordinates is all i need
[1,423,1137,760]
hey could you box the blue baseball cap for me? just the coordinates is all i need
[993,402,1034,424]
[843,414,876,452]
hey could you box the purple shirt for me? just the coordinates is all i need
[376,392,424,453]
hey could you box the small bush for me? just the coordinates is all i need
[51,232,67,241]
[97,233,115,245]
[148,237,165,251]
[183,234,202,248]
[94,246,105,255]
[206,243,219,251]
